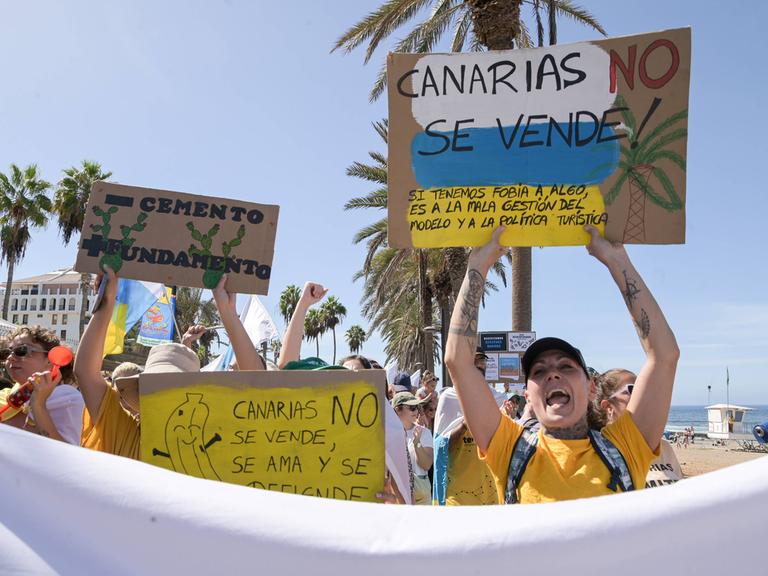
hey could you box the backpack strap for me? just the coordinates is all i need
[588,430,634,493]
[504,429,538,504]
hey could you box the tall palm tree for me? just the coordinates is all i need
[174,286,220,365]
[54,160,113,337]
[605,95,686,243]
[345,324,367,354]
[334,0,605,331]
[279,284,301,328]
[304,308,325,358]
[320,296,347,365]
[0,164,52,320]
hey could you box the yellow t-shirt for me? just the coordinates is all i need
[482,411,657,504]
[81,386,140,460]
[446,428,498,506]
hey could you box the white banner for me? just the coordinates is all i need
[1,425,765,575]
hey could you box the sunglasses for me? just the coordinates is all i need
[610,384,634,399]
[0,344,48,360]
[399,404,419,412]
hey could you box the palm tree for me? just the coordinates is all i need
[345,324,367,354]
[174,286,220,365]
[278,284,301,328]
[320,296,347,365]
[54,160,113,337]
[604,95,686,243]
[0,164,52,320]
[334,0,605,332]
[304,308,325,358]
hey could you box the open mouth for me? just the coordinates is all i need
[545,388,571,407]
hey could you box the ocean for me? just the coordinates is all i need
[667,405,768,434]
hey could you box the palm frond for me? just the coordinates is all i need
[642,128,687,162]
[646,149,686,171]
[450,10,472,51]
[648,167,683,210]
[346,161,387,183]
[352,218,388,244]
[603,169,630,206]
[549,0,606,35]
[344,188,388,211]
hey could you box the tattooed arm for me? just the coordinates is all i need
[585,226,679,451]
[444,227,507,454]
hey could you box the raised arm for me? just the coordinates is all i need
[212,274,264,370]
[277,282,327,369]
[73,268,117,419]
[585,225,679,450]
[444,227,507,454]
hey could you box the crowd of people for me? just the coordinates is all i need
[0,225,682,506]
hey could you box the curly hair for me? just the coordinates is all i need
[6,325,75,384]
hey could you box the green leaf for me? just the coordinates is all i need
[189,245,202,257]
[187,223,202,241]
[236,224,245,240]
[228,238,242,249]
[634,108,688,157]
[92,206,105,217]
[202,236,212,251]
[120,225,131,238]
[108,206,119,214]
[90,224,102,233]
[137,212,148,223]
[207,224,220,238]
[604,170,630,206]
[646,149,686,171]
[132,223,146,232]
[650,167,684,211]
[222,243,231,257]
[641,128,687,162]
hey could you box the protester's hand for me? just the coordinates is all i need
[467,226,507,275]
[94,265,118,303]
[416,409,428,427]
[376,473,403,505]
[413,424,423,443]
[182,325,208,348]
[501,399,516,418]
[29,370,60,409]
[584,225,628,266]
[212,274,237,313]
[299,282,328,308]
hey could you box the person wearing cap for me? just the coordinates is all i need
[391,371,413,394]
[445,225,679,504]
[392,391,434,505]
[76,267,264,459]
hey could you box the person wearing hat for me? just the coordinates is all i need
[77,267,264,459]
[445,225,679,504]
[392,391,433,505]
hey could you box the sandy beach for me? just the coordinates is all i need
[672,440,767,477]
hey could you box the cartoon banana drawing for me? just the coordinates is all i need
[153,393,221,481]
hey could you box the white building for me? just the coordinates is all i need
[0,269,94,349]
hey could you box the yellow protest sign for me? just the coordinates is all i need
[139,370,386,502]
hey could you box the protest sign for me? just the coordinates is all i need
[498,353,522,381]
[137,287,175,347]
[139,370,386,502]
[75,182,279,294]
[388,28,691,248]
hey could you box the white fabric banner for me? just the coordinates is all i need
[1,424,765,575]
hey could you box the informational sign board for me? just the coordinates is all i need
[480,330,536,383]
[139,370,386,502]
[508,332,536,353]
[388,28,691,248]
[76,182,279,294]
[480,332,507,352]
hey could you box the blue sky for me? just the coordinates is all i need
[1,0,765,404]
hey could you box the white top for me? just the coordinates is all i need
[31,384,85,445]
[405,424,434,477]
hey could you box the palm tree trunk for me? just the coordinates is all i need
[418,250,434,373]
[332,328,337,364]
[511,248,532,331]
[78,272,90,339]
[3,257,15,320]
[623,167,652,243]
[315,338,320,358]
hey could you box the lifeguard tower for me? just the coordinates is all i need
[706,404,754,439]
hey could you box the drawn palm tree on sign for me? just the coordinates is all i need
[604,95,687,242]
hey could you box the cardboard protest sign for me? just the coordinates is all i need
[75,182,279,294]
[388,28,691,248]
[139,370,386,502]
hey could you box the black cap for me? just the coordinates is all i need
[521,337,589,380]
[475,346,489,359]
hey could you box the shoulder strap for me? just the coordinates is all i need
[504,429,538,504]
[588,430,634,493]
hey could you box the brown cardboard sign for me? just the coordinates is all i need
[388,28,691,248]
[75,182,279,294]
[139,369,386,502]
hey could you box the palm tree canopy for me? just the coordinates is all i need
[320,296,347,331]
[345,324,367,353]
[279,284,302,327]
[304,308,325,342]
[0,163,52,261]
[333,0,606,100]
[54,160,112,245]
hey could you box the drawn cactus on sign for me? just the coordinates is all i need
[187,222,246,288]
[89,206,148,273]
